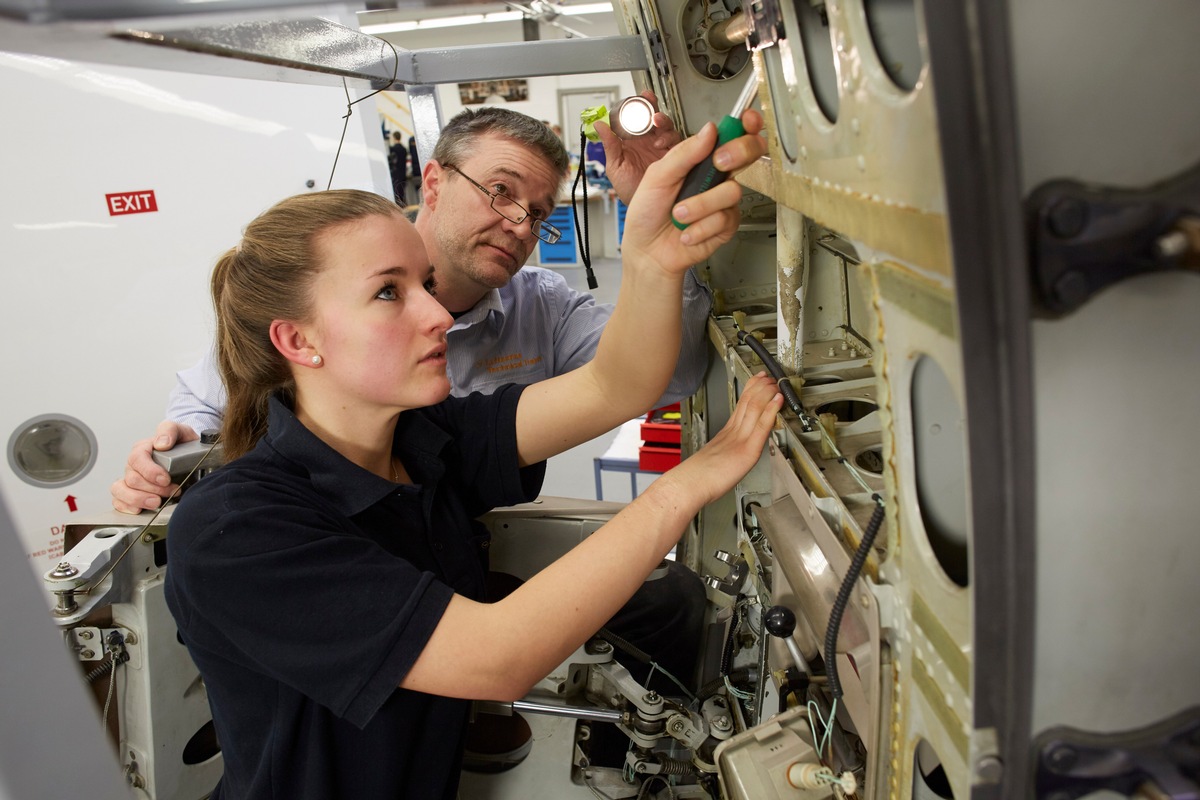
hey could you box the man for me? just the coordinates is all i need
[111,100,765,769]
[387,130,408,204]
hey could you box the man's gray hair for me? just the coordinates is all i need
[431,106,570,175]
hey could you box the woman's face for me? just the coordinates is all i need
[305,212,453,414]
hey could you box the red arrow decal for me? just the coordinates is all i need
[65,495,78,512]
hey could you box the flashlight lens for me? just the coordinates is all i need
[614,97,655,138]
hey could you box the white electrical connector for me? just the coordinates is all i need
[785,762,857,795]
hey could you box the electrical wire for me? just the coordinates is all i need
[806,696,839,761]
[598,627,694,702]
[732,320,880,497]
[637,774,678,799]
[823,497,885,701]
[103,658,118,725]
[327,37,400,191]
[736,328,809,428]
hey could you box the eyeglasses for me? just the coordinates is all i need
[443,164,562,245]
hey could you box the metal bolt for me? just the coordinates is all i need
[644,692,660,704]
[1046,745,1077,772]
[142,533,155,543]
[1052,270,1090,309]
[712,715,731,730]
[670,720,686,733]
[975,755,1003,784]
[78,630,94,640]
[123,632,138,645]
[49,562,78,579]
[80,649,95,659]
[1046,198,1087,239]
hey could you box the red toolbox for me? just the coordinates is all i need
[639,403,681,471]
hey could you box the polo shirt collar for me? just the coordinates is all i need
[263,396,452,518]
[448,287,505,333]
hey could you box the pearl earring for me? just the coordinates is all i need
[311,354,323,366]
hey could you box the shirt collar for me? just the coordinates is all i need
[448,287,505,333]
[263,395,452,518]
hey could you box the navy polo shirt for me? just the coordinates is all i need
[165,385,544,800]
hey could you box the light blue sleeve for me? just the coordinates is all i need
[547,267,713,407]
[165,347,227,436]
[665,269,715,406]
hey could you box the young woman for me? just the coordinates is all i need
[164,121,782,800]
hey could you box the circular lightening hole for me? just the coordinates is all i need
[854,445,885,475]
[813,398,877,422]
[182,720,221,765]
[864,0,925,91]
[795,0,839,122]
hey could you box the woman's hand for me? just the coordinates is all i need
[663,372,783,507]
[619,110,765,278]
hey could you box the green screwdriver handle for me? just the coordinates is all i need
[671,74,757,230]
[671,115,746,230]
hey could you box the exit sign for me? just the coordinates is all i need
[106,190,158,216]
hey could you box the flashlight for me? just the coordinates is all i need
[581,95,658,142]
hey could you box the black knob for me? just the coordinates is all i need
[764,605,796,638]
[200,429,222,444]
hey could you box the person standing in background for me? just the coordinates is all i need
[388,131,408,205]
[408,135,421,202]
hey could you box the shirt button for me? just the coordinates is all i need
[433,543,443,552]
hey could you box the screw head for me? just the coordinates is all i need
[1046,198,1087,239]
[1046,745,1078,772]
[1052,270,1090,309]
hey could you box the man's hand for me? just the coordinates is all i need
[110,421,198,514]
[594,91,682,203]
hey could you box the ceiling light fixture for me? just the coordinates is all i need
[360,2,611,35]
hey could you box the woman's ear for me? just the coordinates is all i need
[270,320,322,368]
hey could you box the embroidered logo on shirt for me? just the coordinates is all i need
[476,352,544,374]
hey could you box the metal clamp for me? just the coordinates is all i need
[1034,706,1200,799]
[705,549,749,595]
[1026,160,1200,315]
